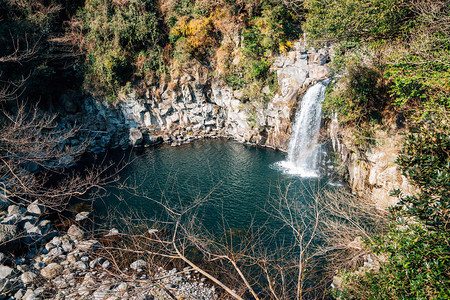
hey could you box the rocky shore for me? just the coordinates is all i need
[0,201,217,299]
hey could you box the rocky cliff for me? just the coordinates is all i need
[75,41,331,152]
[329,117,417,209]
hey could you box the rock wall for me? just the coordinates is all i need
[78,41,331,151]
[329,117,417,209]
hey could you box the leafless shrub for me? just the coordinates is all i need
[86,177,388,300]
[0,104,119,211]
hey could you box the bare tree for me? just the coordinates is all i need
[0,103,120,211]
[87,178,387,300]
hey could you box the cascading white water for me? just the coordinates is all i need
[275,80,329,177]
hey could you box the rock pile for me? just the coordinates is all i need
[0,202,218,299]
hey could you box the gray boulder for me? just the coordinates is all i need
[0,265,15,279]
[129,127,143,146]
[27,201,44,216]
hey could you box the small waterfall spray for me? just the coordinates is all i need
[276,80,329,177]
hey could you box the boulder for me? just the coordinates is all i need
[0,265,15,279]
[40,263,63,279]
[67,225,84,240]
[129,128,143,146]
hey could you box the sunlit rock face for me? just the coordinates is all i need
[329,118,418,209]
[79,41,331,151]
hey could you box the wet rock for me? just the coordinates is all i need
[25,162,39,173]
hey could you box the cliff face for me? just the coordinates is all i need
[329,118,417,209]
[70,40,412,208]
[77,41,331,151]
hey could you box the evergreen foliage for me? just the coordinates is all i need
[304,1,450,298]
[77,0,163,101]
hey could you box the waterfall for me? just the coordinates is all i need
[276,80,329,177]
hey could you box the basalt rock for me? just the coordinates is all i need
[78,41,332,152]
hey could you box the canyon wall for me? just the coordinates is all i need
[74,41,331,152]
[329,117,417,209]
[66,41,414,208]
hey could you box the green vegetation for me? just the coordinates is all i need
[163,0,300,102]
[304,0,450,298]
[2,0,449,297]
[336,224,449,299]
[3,0,303,103]
[77,0,163,101]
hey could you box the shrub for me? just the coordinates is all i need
[337,223,450,299]
[77,0,163,100]
[303,0,414,43]
[322,63,388,125]
[393,119,450,230]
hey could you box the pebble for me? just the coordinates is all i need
[130,260,147,271]
[40,263,63,279]
[101,260,111,269]
[67,225,84,240]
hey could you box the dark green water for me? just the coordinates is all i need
[93,139,333,236]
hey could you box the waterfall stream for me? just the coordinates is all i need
[275,80,329,177]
